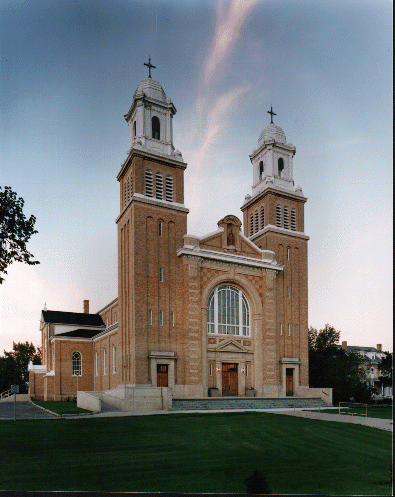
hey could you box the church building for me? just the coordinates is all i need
[29,63,330,410]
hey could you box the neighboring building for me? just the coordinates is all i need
[340,341,392,398]
[29,65,330,410]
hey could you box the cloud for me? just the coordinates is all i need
[203,0,261,87]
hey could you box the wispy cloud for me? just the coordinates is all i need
[182,1,259,233]
[203,0,260,87]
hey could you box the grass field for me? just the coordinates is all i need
[33,400,92,415]
[307,407,393,419]
[0,412,392,494]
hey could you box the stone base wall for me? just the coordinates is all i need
[80,385,172,411]
[173,384,204,398]
[295,386,332,405]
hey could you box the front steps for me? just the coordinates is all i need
[171,396,328,411]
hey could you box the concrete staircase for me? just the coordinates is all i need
[171,397,328,411]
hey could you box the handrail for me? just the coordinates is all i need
[0,389,12,401]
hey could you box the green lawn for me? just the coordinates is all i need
[311,407,393,419]
[33,400,92,415]
[0,412,392,494]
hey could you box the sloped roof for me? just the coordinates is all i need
[42,310,104,327]
[54,328,102,339]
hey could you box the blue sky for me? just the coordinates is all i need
[0,0,392,353]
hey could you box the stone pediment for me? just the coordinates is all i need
[215,339,247,353]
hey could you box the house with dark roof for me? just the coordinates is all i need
[339,341,392,398]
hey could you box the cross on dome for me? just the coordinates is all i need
[144,56,156,78]
[267,106,276,124]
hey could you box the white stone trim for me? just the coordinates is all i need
[93,326,119,341]
[249,224,309,241]
[177,246,283,271]
[28,362,46,373]
[116,193,188,223]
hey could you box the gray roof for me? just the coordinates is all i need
[54,328,102,339]
[42,310,104,327]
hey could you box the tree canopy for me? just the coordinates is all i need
[308,324,369,404]
[0,186,39,283]
[0,342,41,394]
[378,352,393,388]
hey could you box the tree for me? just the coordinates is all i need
[378,352,393,394]
[308,324,366,404]
[0,186,39,283]
[0,342,41,393]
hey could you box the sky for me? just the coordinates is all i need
[0,0,392,354]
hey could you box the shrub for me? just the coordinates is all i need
[245,469,271,494]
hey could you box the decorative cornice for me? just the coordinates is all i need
[241,186,307,211]
[117,147,187,181]
[116,193,189,224]
[250,139,296,161]
[93,324,118,341]
[249,224,310,241]
[177,246,283,272]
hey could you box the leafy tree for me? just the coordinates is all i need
[0,186,39,283]
[378,352,393,391]
[0,342,41,393]
[308,324,366,404]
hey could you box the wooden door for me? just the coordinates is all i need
[157,364,168,387]
[222,363,238,396]
[286,368,294,396]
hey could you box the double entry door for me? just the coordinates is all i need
[222,363,238,396]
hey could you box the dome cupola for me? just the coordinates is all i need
[258,123,286,145]
[124,58,181,158]
[134,78,167,102]
[248,107,297,198]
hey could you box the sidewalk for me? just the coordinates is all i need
[272,409,393,431]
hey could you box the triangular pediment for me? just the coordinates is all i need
[215,339,247,353]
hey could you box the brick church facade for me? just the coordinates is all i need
[29,70,330,410]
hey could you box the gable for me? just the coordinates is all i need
[215,339,248,353]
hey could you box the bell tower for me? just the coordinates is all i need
[116,60,188,387]
[124,57,178,157]
[241,109,310,389]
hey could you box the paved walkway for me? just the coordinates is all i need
[271,409,393,431]
[0,402,392,432]
[0,401,56,420]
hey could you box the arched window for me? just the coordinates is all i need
[291,209,296,231]
[207,285,250,336]
[260,206,265,229]
[254,210,259,233]
[165,175,173,202]
[133,121,136,137]
[284,206,289,229]
[259,161,264,179]
[278,158,284,177]
[152,116,160,140]
[249,213,254,236]
[72,352,81,376]
[145,169,153,197]
[276,204,282,227]
[156,172,163,199]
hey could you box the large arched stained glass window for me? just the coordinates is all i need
[207,285,250,336]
